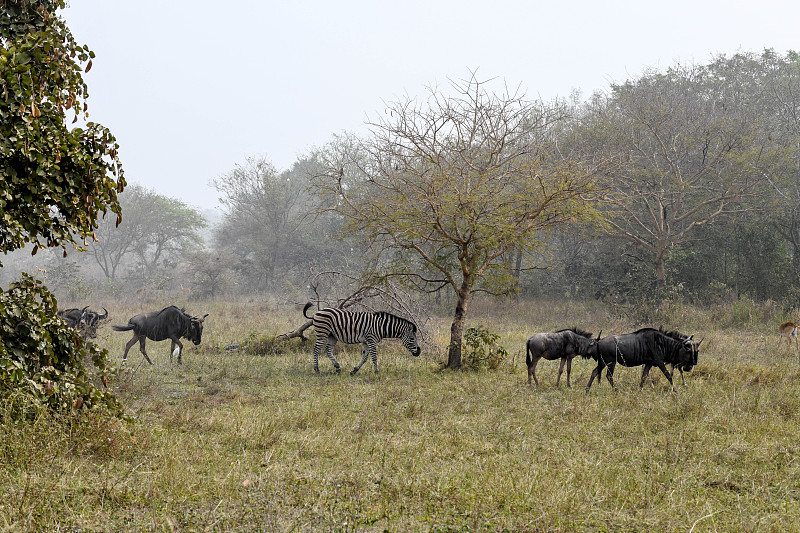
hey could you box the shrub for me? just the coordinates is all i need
[463,326,509,370]
[0,274,123,418]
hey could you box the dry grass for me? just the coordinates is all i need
[2,297,800,531]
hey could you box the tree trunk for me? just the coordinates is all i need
[654,240,667,289]
[654,258,666,287]
[512,247,523,298]
[447,281,472,369]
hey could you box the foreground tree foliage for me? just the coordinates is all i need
[313,74,613,368]
[0,0,125,260]
[1,0,124,414]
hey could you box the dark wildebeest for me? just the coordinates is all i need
[57,306,89,329]
[82,307,108,338]
[112,305,208,364]
[57,306,108,338]
[641,329,702,387]
[583,328,696,393]
[525,328,599,387]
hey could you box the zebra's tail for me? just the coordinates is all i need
[303,301,315,319]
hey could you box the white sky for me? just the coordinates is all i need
[62,0,800,211]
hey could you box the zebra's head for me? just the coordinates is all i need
[401,322,421,357]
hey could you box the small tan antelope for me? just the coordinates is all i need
[778,321,799,347]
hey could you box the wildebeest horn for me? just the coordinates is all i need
[697,337,704,347]
[99,307,108,319]
[596,330,602,340]
[200,313,209,322]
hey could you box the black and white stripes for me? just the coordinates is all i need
[303,302,421,375]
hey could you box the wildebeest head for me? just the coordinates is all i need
[83,307,109,338]
[670,336,696,372]
[680,335,702,371]
[186,313,209,345]
[582,330,601,358]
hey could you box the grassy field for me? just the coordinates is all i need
[2,297,800,532]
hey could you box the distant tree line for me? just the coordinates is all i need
[5,50,800,316]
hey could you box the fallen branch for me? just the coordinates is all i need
[276,319,312,341]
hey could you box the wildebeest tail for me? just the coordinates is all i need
[303,301,315,319]
[112,324,135,332]
[525,340,532,367]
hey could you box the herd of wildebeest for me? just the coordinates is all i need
[57,303,800,392]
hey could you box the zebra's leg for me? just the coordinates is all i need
[313,337,325,373]
[370,342,378,373]
[325,336,341,373]
[351,342,372,375]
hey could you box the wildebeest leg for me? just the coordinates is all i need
[122,335,139,362]
[586,363,603,392]
[675,365,686,386]
[528,356,541,386]
[639,364,652,389]
[605,363,616,389]
[556,358,566,387]
[325,336,341,373]
[655,362,677,392]
[566,357,573,388]
[170,338,184,364]
[137,337,153,365]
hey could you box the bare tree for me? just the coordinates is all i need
[585,63,767,288]
[311,73,610,368]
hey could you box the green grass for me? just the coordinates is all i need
[2,297,800,531]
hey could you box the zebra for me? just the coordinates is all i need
[303,302,422,375]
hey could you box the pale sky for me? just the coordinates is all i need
[62,0,800,211]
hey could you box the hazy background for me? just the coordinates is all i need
[62,0,800,211]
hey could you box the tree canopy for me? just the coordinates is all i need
[312,74,613,368]
[0,0,125,263]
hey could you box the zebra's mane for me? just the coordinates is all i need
[374,311,417,332]
[556,327,593,338]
